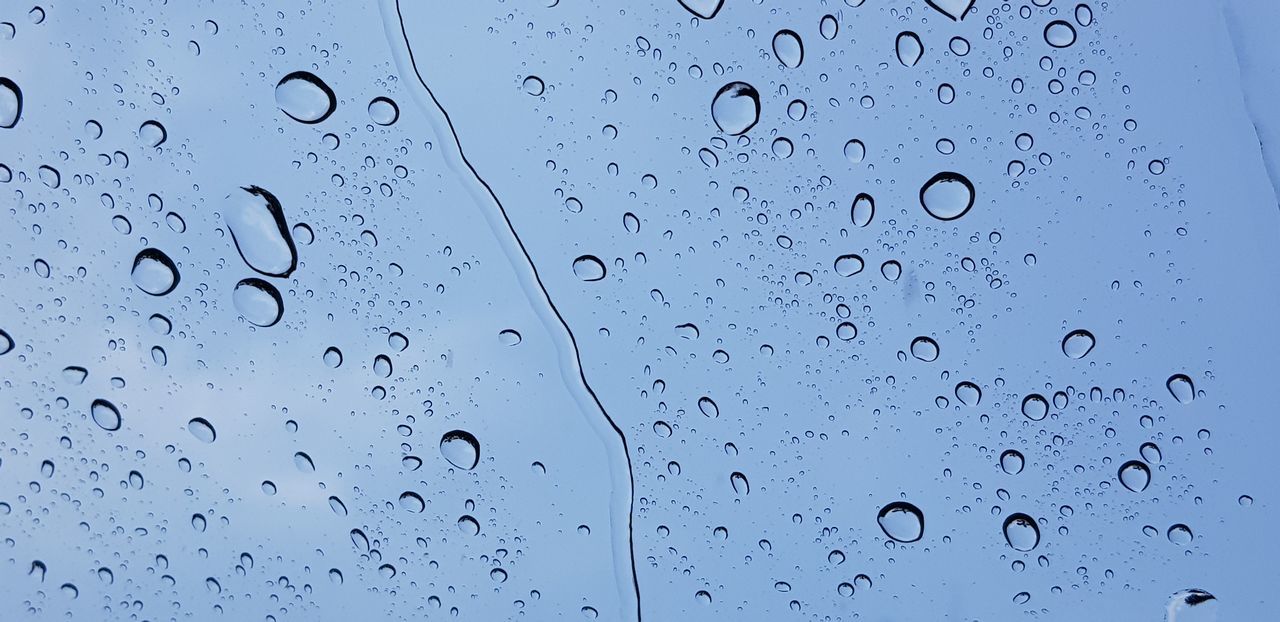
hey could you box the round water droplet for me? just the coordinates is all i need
[131,249,179,296]
[398,491,425,513]
[819,14,838,40]
[771,137,793,159]
[0,78,21,129]
[225,186,298,277]
[1118,460,1150,492]
[572,255,606,281]
[522,75,545,96]
[187,417,216,443]
[730,471,749,495]
[851,193,874,227]
[90,399,121,432]
[834,254,865,277]
[881,260,902,281]
[275,71,336,124]
[955,381,981,406]
[440,430,480,470]
[910,336,939,362]
[368,97,399,125]
[1044,20,1077,48]
[772,30,804,68]
[1167,374,1195,403]
[844,139,866,164]
[323,346,343,368]
[836,322,858,341]
[1003,513,1040,551]
[1167,524,1194,545]
[711,82,761,136]
[1061,329,1095,359]
[232,278,283,327]
[1021,394,1049,421]
[949,36,970,56]
[999,450,1025,475]
[920,172,975,221]
[877,501,924,542]
[138,120,166,147]
[895,31,923,67]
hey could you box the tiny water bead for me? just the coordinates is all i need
[910,336,939,362]
[0,77,21,128]
[1167,374,1195,403]
[772,29,803,68]
[1003,513,1040,551]
[1061,329,1096,359]
[711,82,761,136]
[275,71,336,124]
[1044,20,1078,48]
[572,255,606,281]
[1021,394,1049,421]
[90,399,121,432]
[440,430,480,470]
[368,96,400,126]
[1118,460,1151,492]
[877,501,924,542]
[920,172,975,220]
[232,278,284,327]
[187,417,216,443]
[131,248,180,296]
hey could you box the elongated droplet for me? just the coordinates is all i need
[1167,374,1195,403]
[226,186,298,277]
[711,82,761,136]
[233,278,284,327]
[851,193,874,227]
[275,71,336,124]
[1003,513,1040,551]
[294,451,315,472]
[895,31,923,67]
[131,249,180,296]
[772,30,804,68]
[955,381,982,406]
[834,254,865,277]
[440,430,480,470]
[90,399,121,431]
[187,417,216,443]
[730,471,749,495]
[877,501,924,542]
[920,172,975,220]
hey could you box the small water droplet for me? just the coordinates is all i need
[1140,442,1162,464]
[440,430,480,470]
[877,501,924,542]
[62,366,87,385]
[1118,460,1151,492]
[955,381,981,406]
[572,255,607,281]
[1000,449,1025,475]
[522,75,545,96]
[323,347,343,368]
[498,329,522,345]
[1003,513,1040,551]
[1061,329,1095,359]
[819,14,838,40]
[772,30,804,68]
[131,249,180,296]
[275,72,336,124]
[1167,524,1194,545]
[920,172,975,221]
[698,396,719,418]
[232,278,283,327]
[457,515,481,535]
[843,139,866,164]
[730,471,750,495]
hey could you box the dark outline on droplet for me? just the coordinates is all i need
[234,277,284,327]
[919,171,975,221]
[0,77,21,129]
[1002,512,1040,551]
[369,96,401,126]
[771,29,804,68]
[90,398,121,432]
[139,120,167,147]
[712,81,761,136]
[1044,20,1078,49]
[924,0,974,21]
[387,3,643,617]
[439,429,480,470]
[231,186,298,278]
[132,248,180,296]
[895,31,924,67]
[275,71,336,124]
[677,0,723,20]
[877,501,924,543]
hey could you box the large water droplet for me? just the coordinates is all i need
[677,0,723,19]
[457,515,481,535]
[1118,460,1151,492]
[730,471,750,495]
[955,381,982,406]
[1167,524,1194,545]
[232,278,283,327]
[0,77,21,129]
[711,82,761,136]
[138,120,166,147]
[877,501,924,542]
[1140,442,1162,464]
[920,172,975,220]
[572,255,606,281]
[294,451,315,472]
[131,249,180,296]
[895,31,923,67]
[1021,394,1049,421]
[843,139,866,164]
[90,399,121,432]
[819,14,838,40]
[1000,449,1024,475]
[398,491,425,513]
[910,336,939,362]
[323,346,343,368]
[1167,374,1195,403]
[187,417,216,443]
[1044,20,1077,48]
[834,254,865,277]
[368,97,399,126]
[275,71,336,124]
[440,430,480,470]
[1061,329,1095,359]
[1002,513,1040,551]
[225,186,298,278]
[850,193,874,227]
[772,30,803,68]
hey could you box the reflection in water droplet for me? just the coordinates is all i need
[730,471,749,495]
[820,14,838,40]
[275,72,336,124]
[1061,329,1095,359]
[90,399,121,431]
[1021,394,1049,421]
[0,77,21,129]
[772,30,803,68]
[834,254,864,277]
[131,249,180,296]
[187,418,216,443]
[844,139,866,164]
[232,278,284,327]
[138,120,167,147]
[910,337,939,362]
[294,451,315,472]
[955,381,981,406]
[851,193,874,227]
[877,501,924,542]
[457,515,481,535]
[1003,513,1040,551]
[572,255,607,281]
[698,396,719,418]
[323,346,343,368]
[522,75,545,96]
[440,430,480,470]
[1000,450,1025,475]
[920,172,975,220]
[1167,524,1194,545]
[711,82,761,136]
[1167,374,1195,403]
[368,97,399,125]
[1118,460,1151,492]
[1044,20,1077,48]
[1140,442,1162,464]
[398,491,425,513]
[677,0,723,19]
[225,186,298,278]
[895,32,923,66]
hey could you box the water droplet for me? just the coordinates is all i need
[490,568,508,583]
[1140,442,1162,464]
[772,30,804,68]
[1118,460,1150,492]
[920,172,975,221]
[677,0,723,19]
[328,569,343,584]
[61,583,78,599]
[895,32,923,67]
[695,590,712,604]
[90,399,121,432]
[498,329,522,345]
[261,481,277,495]
[955,381,981,406]
[389,332,409,351]
[711,82,760,136]
[188,418,216,443]
[440,430,480,470]
[572,255,606,281]
[232,278,284,327]
[1075,3,1094,27]
[275,71,336,124]
[1167,524,1194,545]
[0,78,21,129]
[836,322,858,341]
[522,75,545,96]
[323,346,343,368]
[1003,513,1040,551]
[38,164,59,188]
[457,515,480,535]
[1013,592,1031,605]
[834,254,865,277]
[191,513,207,532]
[881,260,902,281]
[225,186,298,278]
[850,193,874,227]
[698,396,719,418]
[373,354,393,378]
[0,329,12,355]
[368,97,399,125]
[843,139,866,164]
[97,568,113,584]
[378,564,396,579]
[1044,20,1077,48]
[138,120,166,147]
[294,451,315,472]
[730,471,750,495]
[1061,329,1095,359]
[925,0,974,21]
[877,501,924,542]
[131,249,180,296]
[910,336,939,362]
[62,366,87,385]
[949,36,970,56]
[819,14,838,40]
[1167,374,1195,403]
[398,491,425,513]
[771,137,793,159]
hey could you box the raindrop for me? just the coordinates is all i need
[131,248,179,296]
[275,72,336,124]
[1000,450,1025,475]
[881,260,902,281]
[138,120,167,147]
[373,354,393,378]
[850,193,874,227]
[834,254,865,277]
[368,97,399,125]
[843,139,866,164]
[1021,394,1049,421]
[698,396,719,418]
[1075,3,1094,27]
[1061,329,1095,359]
[1140,442,1162,464]
[772,30,804,68]
[895,32,923,66]
[499,329,522,345]
[955,381,981,406]
[572,255,606,281]
[677,0,723,19]
[1044,21,1077,48]
[294,452,315,472]
[949,36,970,56]
[440,430,480,470]
[711,82,761,136]
[232,278,284,327]
[836,322,858,341]
[771,137,793,159]
[457,515,481,535]
[62,366,88,385]
[1118,460,1151,492]
[925,0,973,21]
[0,78,21,128]
[1167,374,1195,403]
[920,172,975,221]
[188,418,216,443]
[877,501,924,543]
[910,337,939,362]
[323,347,343,368]
[0,329,12,355]
[191,513,207,532]
[819,14,838,40]
[90,399,121,432]
[1003,513,1040,551]
[398,491,425,513]
[225,186,298,278]
[730,471,750,495]
[522,76,545,96]
[1167,524,1194,545]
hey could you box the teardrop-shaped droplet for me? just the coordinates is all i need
[955,381,982,406]
[772,30,804,68]
[131,248,180,296]
[398,491,425,513]
[1002,513,1040,551]
[1061,329,1095,359]
[1118,460,1151,492]
[677,0,723,19]
[850,193,874,227]
[698,396,719,418]
[910,336,939,362]
[1021,394,1049,421]
[232,278,283,327]
[730,471,750,495]
[877,501,924,543]
[138,120,167,147]
[819,14,838,40]
[1000,449,1025,475]
[0,77,21,129]
[275,71,336,124]
[834,254,865,277]
[1044,20,1077,48]
[368,97,399,126]
[225,186,298,277]
[920,172,975,221]
[711,82,761,136]
[1140,442,1162,464]
[895,31,923,67]
[187,417,216,443]
[440,430,480,470]
[572,255,606,281]
[90,399,121,432]
[1166,374,1195,404]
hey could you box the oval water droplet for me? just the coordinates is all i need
[191,513,207,532]
[1000,449,1025,475]
[920,172,975,221]
[698,396,719,418]
[138,120,166,147]
[187,417,216,443]
[834,254,865,277]
[1118,460,1150,492]
[368,97,399,125]
[730,471,750,495]
[572,255,606,281]
[1045,20,1077,48]
[373,354,393,378]
[232,278,283,327]
[90,399,121,432]
[711,82,761,136]
[0,77,21,129]
[398,491,425,513]
[844,139,866,164]
[851,193,874,227]
[1061,329,1095,359]
[521,75,545,96]
[1167,374,1195,404]
[819,14,838,40]
[1140,442,1162,464]
[1003,513,1040,551]
[440,430,480,470]
[877,501,924,543]
[225,186,298,278]
[1021,394,1049,421]
[895,31,923,67]
[131,248,180,296]
[955,381,981,406]
[275,71,336,124]
[910,336,939,362]
[772,30,804,68]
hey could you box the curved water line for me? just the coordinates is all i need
[375,2,642,619]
